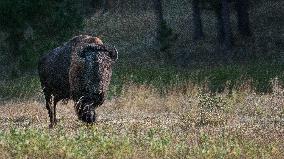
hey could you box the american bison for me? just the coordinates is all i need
[38,35,118,128]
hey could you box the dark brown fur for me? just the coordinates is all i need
[38,35,117,128]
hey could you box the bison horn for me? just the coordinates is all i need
[76,96,84,106]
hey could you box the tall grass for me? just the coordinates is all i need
[0,76,41,101]
[0,63,283,101]
[0,80,283,158]
[110,63,284,97]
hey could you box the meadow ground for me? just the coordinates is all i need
[0,76,283,158]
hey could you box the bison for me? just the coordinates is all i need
[38,35,118,128]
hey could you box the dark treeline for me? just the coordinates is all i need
[0,0,84,76]
[192,0,252,53]
[0,0,282,78]
[88,0,252,52]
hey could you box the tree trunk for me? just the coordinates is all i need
[220,0,233,51]
[103,0,113,13]
[192,0,204,40]
[216,9,224,43]
[235,0,252,36]
[91,0,103,9]
[6,31,22,77]
[89,0,104,14]
[154,0,164,25]
[7,31,21,58]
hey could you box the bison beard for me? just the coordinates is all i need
[38,35,117,128]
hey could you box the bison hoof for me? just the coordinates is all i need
[49,123,55,129]
[49,119,60,128]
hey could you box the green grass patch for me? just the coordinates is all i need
[0,127,281,158]
[189,131,281,158]
[0,75,41,100]
[0,127,133,158]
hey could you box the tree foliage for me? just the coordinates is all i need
[0,0,84,71]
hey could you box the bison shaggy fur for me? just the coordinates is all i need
[38,35,117,128]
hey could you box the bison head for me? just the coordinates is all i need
[70,43,118,123]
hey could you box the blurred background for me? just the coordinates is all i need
[0,0,283,97]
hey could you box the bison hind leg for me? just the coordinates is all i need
[43,90,54,128]
[43,89,61,128]
[52,95,61,126]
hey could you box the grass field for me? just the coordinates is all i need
[0,67,283,158]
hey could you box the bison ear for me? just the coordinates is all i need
[109,47,118,61]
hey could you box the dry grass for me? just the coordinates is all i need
[0,81,283,158]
